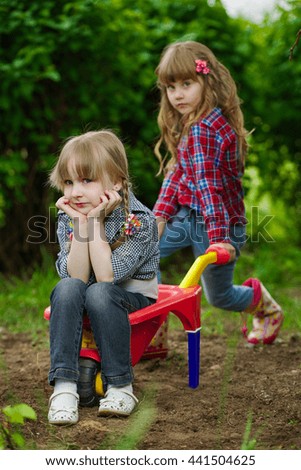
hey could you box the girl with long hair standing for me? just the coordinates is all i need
[153,41,283,345]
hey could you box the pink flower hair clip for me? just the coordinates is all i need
[195,59,210,75]
[122,213,141,236]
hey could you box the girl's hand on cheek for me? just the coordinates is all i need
[56,196,87,223]
[104,190,122,213]
[56,196,71,212]
[87,190,122,221]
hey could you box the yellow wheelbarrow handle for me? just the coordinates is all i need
[179,247,230,288]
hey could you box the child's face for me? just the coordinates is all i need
[63,159,121,215]
[166,79,203,115]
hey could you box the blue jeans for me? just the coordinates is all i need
[159,207,253,312]
[48,278,154,388]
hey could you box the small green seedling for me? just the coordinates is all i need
[0,403,37,449]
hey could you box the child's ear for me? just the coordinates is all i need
[113,180,122,191]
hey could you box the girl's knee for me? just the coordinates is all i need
[50,279,86,311]
[205,289,233,310]
[52,277,86,297]
[85,282,116,310]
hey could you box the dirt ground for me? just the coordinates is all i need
[0,324,301,450]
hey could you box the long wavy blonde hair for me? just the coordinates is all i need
[154,41,249,174]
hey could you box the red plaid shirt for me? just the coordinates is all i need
[153,108,247,244]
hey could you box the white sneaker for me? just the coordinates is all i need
[48,391,79,425]
[98,388,138,417]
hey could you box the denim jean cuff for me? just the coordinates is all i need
[48,367,79,386]
[102,371,134,388]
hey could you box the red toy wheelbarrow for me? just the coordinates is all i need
[44,247,229,406]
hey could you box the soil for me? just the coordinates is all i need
[0,325,301,450]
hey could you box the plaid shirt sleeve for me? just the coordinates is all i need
[187,124,231,243]
[152,164,183,219]
[55,212,71,279]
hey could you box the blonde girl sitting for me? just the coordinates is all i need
[48,130,159,425]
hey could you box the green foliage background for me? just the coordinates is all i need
[0,0,300,274]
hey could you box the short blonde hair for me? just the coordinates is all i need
[50,130,131,217]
